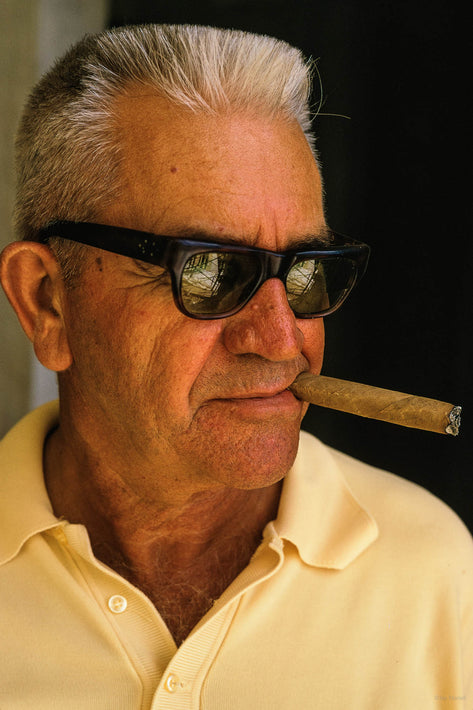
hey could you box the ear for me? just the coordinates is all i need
[0,242,73,372]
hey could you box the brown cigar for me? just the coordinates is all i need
[289,373,462,436]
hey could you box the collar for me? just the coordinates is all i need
[0,401,62,565]
[273,430,378,569]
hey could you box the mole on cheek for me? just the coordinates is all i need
[170,165,178,173]
[96,257,103,272]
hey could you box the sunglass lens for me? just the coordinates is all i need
[180,251,258,316]
[285,257,356,316]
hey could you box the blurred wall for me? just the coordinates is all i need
[0,2,36,436]
[0,0,109,435]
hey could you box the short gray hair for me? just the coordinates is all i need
[14,24,317,277]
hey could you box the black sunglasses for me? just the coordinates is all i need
[37,221,370,320]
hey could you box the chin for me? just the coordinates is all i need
[212,426,301,491]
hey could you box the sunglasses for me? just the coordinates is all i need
[37,221,370,320]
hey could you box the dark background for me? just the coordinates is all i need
[108,1,472,531]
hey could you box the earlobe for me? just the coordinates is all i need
[0,242,73,372]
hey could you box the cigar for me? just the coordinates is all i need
[289,373,462,436]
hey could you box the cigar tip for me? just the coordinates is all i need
[446,406,462,436]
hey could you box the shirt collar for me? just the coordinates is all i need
[0,401,61,565]
[273,430,378,569]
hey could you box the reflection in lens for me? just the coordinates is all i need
[181,252,257,315]
[286,257,355,315]
[286,259,327,313]
[182,253,222,300]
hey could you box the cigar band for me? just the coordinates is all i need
[446,406,462,436]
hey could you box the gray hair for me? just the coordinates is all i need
[14,24,317,279]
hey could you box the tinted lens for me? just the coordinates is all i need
[285,257,356,315]
[180,251,259,315]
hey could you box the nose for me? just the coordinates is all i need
[222,278,305,361]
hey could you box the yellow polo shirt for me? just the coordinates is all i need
[1,402,472,709]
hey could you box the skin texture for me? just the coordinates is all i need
[0,91,326,644]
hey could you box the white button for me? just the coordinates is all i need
[164,673,180,693]
[108,595,128,614]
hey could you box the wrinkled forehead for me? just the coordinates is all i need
[103,90,325,251]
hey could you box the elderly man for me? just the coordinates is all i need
[0,24,472,709]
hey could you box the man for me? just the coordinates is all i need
[0,24,472,709]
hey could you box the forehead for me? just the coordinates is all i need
[105,89,325,249]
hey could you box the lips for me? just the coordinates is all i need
[215,373,306,401]
[192,374,308,423]
[204,385,301,417]
[224,387,290,400]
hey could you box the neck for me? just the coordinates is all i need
[43,425,282,643]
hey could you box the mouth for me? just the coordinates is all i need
[194,369,311,418]
[219,372,306,402]
[209,387,304,419]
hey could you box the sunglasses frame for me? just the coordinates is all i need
[36,221,370,319]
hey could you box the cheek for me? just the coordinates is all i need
[83,302,224,411]
[62,283,151,395]
[153,319,225,401]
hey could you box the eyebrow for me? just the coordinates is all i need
[159,226,334,250]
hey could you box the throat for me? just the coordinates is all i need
[96,529,264,646]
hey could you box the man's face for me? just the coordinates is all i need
[59,92,326,500]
